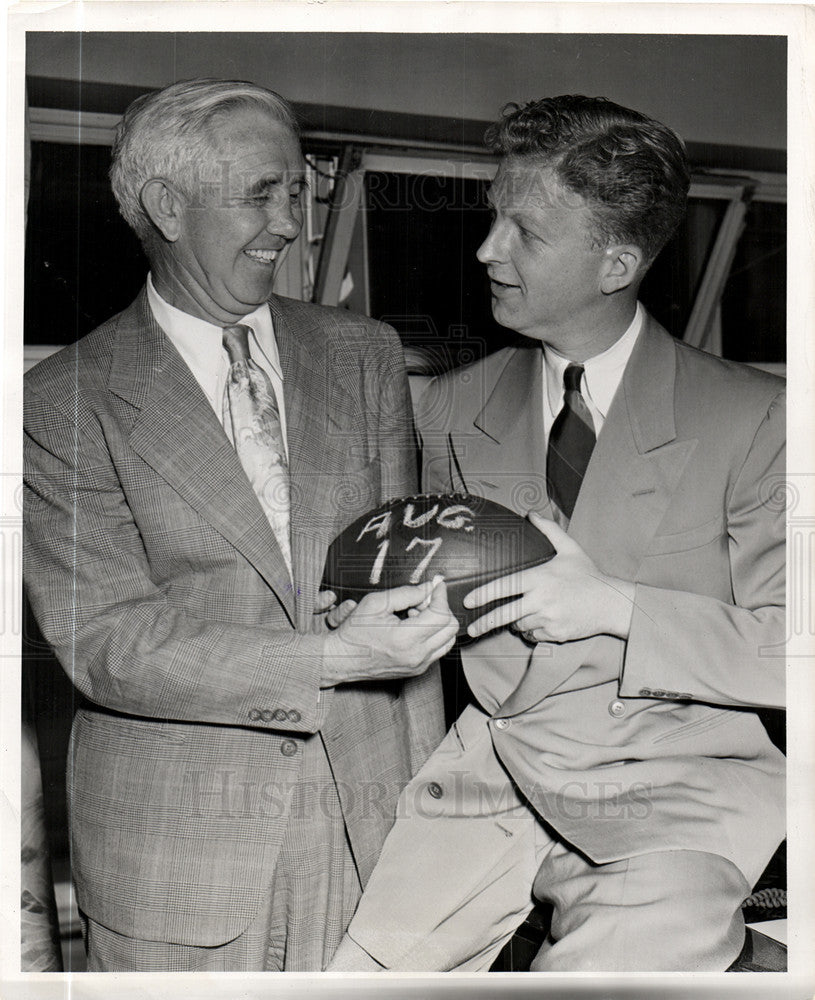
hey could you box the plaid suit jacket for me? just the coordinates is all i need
[24,288,444,946]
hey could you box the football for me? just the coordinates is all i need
[322,492,557,635]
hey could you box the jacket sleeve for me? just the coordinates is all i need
[619,390,786,709]
[24,317,438,737]
[24,377,332,733]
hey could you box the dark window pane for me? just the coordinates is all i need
[365,171,520,372]
[640,198,729,339]
[720,201,786,363]
[25,141,147,345]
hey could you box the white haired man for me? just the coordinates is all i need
[24,78,457,971]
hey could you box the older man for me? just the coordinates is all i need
[330,95,785,972]
[23,78,457,971]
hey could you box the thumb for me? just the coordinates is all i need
[426,578,451,614]
[527,510,576,554]
[369,580,436,615]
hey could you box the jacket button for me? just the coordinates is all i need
[273,708,288,722]
[280,740,298,757]
[608,700,627,718]
[427,782,443,799]
[287,710,301,723]
[493,718,511,730]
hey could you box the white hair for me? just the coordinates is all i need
[110,78,298,245]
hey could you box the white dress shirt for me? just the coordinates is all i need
[146,274,289,459]
[542,302,644,441]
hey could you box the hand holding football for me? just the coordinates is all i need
[322,493,556,635]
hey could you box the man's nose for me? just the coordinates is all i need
[266,197,302,240]
[477,221,504,264]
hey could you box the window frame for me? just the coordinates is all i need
[25,107,786,375]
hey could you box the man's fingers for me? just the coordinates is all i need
[515,612,544,633]
[314,589,338,613]
[361,578,452,620]
[410,574,447,614]
[407,588,458,658]
[425,632,458,665]
[527,510,575,553]
[463,571,526,610]
[466,597,526,638]
[412,582,457,635]
[326,599,357,630]
[426,578,451,614]
[422,618,461,662]
[360,581,436,616]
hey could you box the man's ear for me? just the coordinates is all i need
[599,244,645,295]
[140,179,185,243]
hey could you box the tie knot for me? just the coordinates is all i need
[223,324,252,364]
[563,364,584,392]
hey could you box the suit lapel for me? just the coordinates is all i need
[454,345,555,520]
[109,290,296,624]
[497,316,698,717]
[473,345,541,445]
[568,318,697,577]
[271,298,358,626]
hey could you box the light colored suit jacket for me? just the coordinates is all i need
[416,311,785,887]
[24,288,444,946]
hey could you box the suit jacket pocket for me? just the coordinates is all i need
[651,707,740,746]
[646,514,725,555]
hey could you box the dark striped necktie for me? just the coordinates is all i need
[546,363,596,521]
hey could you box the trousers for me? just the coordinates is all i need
[346,704,750,971]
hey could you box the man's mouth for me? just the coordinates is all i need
[244,249,279,265]
[489,277,520,291]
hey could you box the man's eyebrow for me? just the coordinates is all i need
[245,172,307,195]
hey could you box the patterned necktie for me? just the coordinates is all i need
[222,324,292,577]
[546,363,596,521]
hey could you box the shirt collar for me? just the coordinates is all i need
[146,274,282,381]
[544,302,643,420]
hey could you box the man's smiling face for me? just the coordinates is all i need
[165,107,306,325]
[477,158,612,354]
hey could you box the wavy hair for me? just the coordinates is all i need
[110,78,298,246]
[485,95,689,264]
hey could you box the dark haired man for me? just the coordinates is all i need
[329,96,785,972]
[24,78,458,971]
